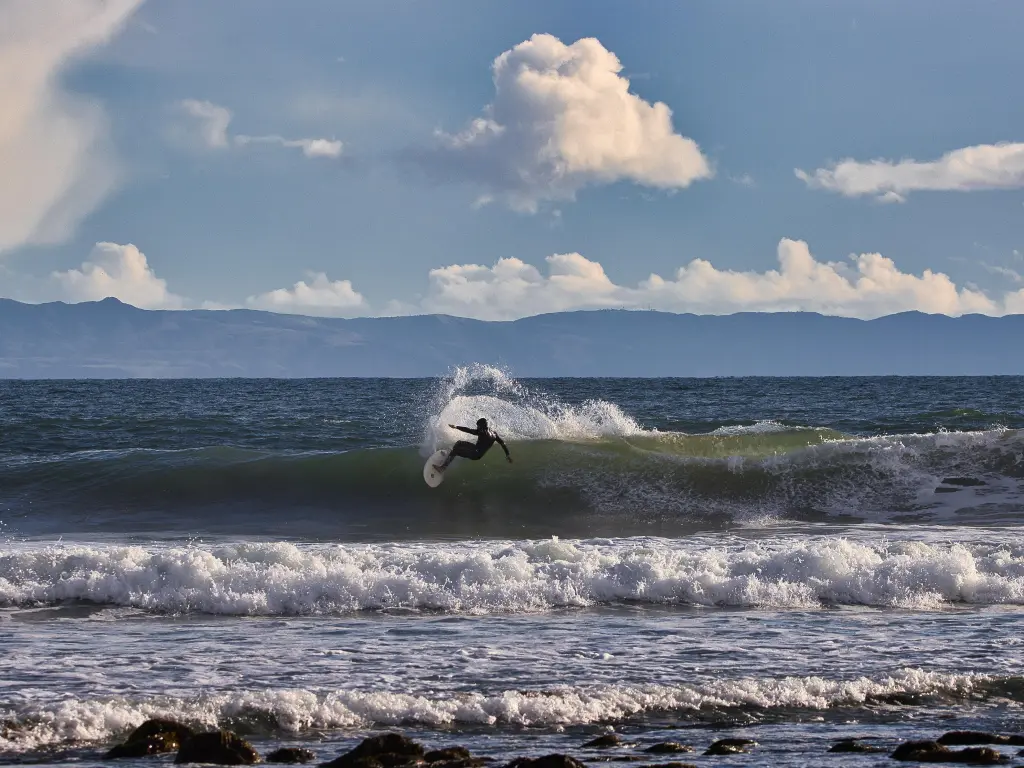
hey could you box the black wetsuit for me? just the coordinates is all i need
[441,426,510,468]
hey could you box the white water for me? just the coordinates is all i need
[0,669,981,752]
[422,365,646,453]
[4,533,1024,615]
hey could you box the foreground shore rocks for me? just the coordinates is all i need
[99,724,1024,766]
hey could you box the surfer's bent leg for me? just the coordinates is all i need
[440,440,479,469]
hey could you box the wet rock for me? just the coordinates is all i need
[890,740,1005,763]
[267,748,317,764]
[940,477,986,487]
[582,735,624,749]
[322,735,427,768]
[938,731,1024,746]
[892,741,949,761]
[642,743,693,754]
[949,747,1005,764]
[505,756,586,768]
[827,739,884,753]
[590,758,644,763]
[425,748,472,763]
[175,730,260,765]
[703,739,756,756]
[105,719,196,759]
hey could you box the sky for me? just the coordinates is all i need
[2,0,1024,320]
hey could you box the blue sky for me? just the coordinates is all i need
[3,0,1024,319]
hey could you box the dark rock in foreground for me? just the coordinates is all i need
[323,734,426,768]
[703,738,756,756]
[105,719,196,759]
[642,743,693,754]
[175,730,260,765]
[267,748,317,764]
[425,748,472,763]
[938,731,1024,746]
[939,478,987,488]
[505,756,586,768]
[582,735,624,749]
[890,740,1005,763]
[827,739,884,753]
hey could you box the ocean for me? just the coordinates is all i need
[2,366,1023,766]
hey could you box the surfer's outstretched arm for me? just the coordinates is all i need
[496,434,513,463]
[449,424,480,435]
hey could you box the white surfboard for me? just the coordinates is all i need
[423,449,448,487]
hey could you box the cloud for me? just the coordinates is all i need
[411,33,712,212]
[423,239,1003,321]
[51,242,184,309]
[797,142,1024,202]
[235,135,343,159]
[179,99,232,149]
[246,273,367,316]
[178,100,342,158]
[0,0,143,254]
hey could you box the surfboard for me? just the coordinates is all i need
[423,449,448,487]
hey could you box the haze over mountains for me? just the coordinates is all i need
[0,297,1021,378]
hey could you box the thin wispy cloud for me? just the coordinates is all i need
[0,0,143,254]
[797,142,1024,202]
[178,100,342,159]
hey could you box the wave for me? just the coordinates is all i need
[0,669,1001,753]
[3,427,1023,538]
[2,364,1023,538]
[3,536,1023,615]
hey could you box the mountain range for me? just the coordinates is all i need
[0,297,1021,377]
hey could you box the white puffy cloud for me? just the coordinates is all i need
[413,33,711,212]
[0,0,143,254]
[246,273,367,317]
[51,242,184,309]
[178,100,342,159]
[423,239,1006,321]
[797,142,1024,202]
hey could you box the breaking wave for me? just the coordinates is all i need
[2,364,1023,538]
[3,535,1024,615]
[0,669,1002,753]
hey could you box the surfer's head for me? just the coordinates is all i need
[477,417,488,430]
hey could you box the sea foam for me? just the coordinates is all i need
[0,669,984,752]
[3,536,1023,615]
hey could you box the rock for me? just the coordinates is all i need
[175,731,260,765]
[827,739,883,753]
[505,756,586,768]
[703,739,756,756]
[582,735,624,749]
[322,734,426,768]
[105,719,196,759]
[892,741,950,761]
[891,740,1006,763]
[940,477,986,487]
[948,747,1005,764]
[938,731,1024,746]
[587,758,644,763]
[267,748,317,764]
[425,749,472,763]
[642,743,693,754]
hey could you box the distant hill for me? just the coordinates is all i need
[0,297,1022,377]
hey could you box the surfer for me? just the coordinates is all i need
[434,418,512,471]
